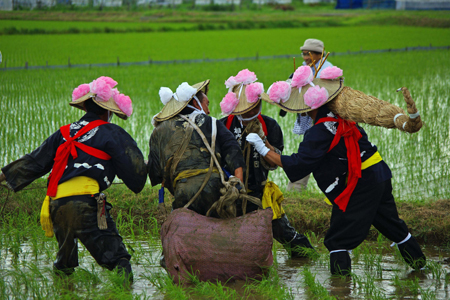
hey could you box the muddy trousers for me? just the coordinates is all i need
[324,179,426,275]
[272,215,314,258]
[49,195,132,278]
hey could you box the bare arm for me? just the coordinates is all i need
[234,167,244,183]
[262,140,278,168]
[264,151,283,168]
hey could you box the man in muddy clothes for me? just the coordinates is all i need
[0,76,147,280]
[148,80,245,216]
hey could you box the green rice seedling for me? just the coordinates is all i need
[244,267,295,300]
[302,267,335,299]
[393,275,421,297]
[351,272,386,300]
[1,26,449,67]
[419,287,438,300]
[426,260,446,282]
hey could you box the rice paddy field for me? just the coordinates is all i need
[1,24,450,299]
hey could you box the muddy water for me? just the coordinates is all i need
[2,238,450,299]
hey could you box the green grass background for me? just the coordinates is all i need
[1,26,449,67]
[1,46,449,200]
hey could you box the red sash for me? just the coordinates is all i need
[225,114,268,136]
[47,120,111,197]
[315,115,362,212]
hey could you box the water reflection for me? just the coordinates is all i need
[1,238,450,299]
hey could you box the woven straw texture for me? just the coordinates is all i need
[328,86,422,133]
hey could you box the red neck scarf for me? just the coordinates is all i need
[225,114,268,136]
[315,115,362,212]
[47,120,111,197]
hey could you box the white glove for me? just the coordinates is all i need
[246,133,270,157]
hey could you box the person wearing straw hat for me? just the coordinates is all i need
[248,66,426,275]
[283,38,334,193]
[219,69,315,258]
[148,80,245,216]
[0,76,147,282]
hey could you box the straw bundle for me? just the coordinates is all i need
[327,86,422,133]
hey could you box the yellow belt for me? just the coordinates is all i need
[324,151,383,205]
[41,176,100,237]
[173,167,219,189]
[361,151,382,170]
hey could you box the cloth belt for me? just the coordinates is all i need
[173,167,220,189]
[323,151,383,206]
[316,115,362,212]
[261,181,285,220]
[40,176,100,237]
[47,120,111,197]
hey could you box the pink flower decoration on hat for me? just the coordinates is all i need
[72,84,90,101]
[225,76,238,89]
[245,82,264,103]
[268,81,291,103]
[89,77,114,102]
[304,85,329,110]
[235,69,257,85]
[320,66,343,80]
[114,93,133,117]
[220,92,239,115]
[291,66,314,88]
[97,76,118,88]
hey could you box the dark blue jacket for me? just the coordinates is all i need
[2,112,147,194]
[281,106,392,201]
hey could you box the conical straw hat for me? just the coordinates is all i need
[229,84,270,115]
[70,77,132,120]
[263,77,344,113]
[154,80,210,122]
[71,92,129,120]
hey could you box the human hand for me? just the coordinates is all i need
[246,133,270,156]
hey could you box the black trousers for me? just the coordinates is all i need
[324,179,410,251]
[49,195,131,273]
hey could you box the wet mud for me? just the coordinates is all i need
[2,238,449,299]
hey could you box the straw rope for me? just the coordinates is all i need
[327,86,423,133]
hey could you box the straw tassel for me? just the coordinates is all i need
[327,86,423,134]
[397,87,423,133]
[40,196,54,237]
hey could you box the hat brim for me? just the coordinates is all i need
[262,78,344,113]
[70,92,128,120]
[154,80,210,122]
[229,85,269,116]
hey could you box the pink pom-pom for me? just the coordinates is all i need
[304,85,329,110]
[97,76,118,88]
[269,81,291,103]
[235,69,257,85]
[89,78,113,102]
[245,82,264,103]
[225,76,238,89]
[72,84,90,101]
[114,93,133,117]
[320,66,343,80]
[220,92,239,115]
[291,66,313,88]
